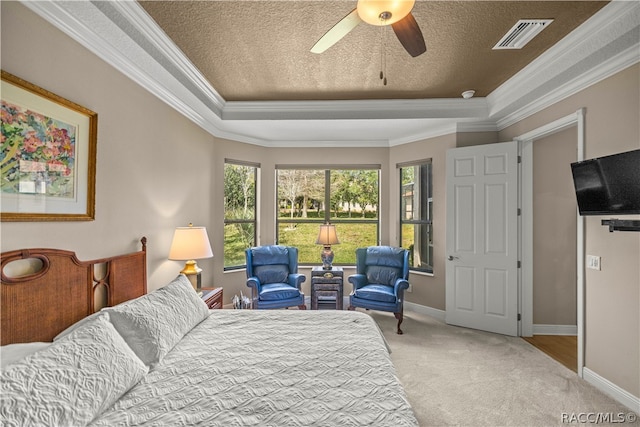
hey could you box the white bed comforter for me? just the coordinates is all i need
[90,309,418,426]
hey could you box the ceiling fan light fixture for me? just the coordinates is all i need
[357,0,416,26]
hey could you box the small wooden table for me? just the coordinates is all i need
[200,287,223,309]
[311,267,343,310]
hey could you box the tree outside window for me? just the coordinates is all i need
[276,168,380,265]
[400,160,433,273]
[224,161,257,269]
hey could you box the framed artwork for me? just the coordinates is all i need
[1,70,97,221]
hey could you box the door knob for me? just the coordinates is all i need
[447,255,459,261]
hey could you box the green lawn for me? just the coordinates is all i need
[224,214,378,267]
[278,222,377,265]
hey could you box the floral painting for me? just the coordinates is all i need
[1,100,77,198]
[1,71,97,221]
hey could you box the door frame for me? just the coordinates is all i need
[514,108,585,377]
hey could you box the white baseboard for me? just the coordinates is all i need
[533,324,577,336]
[307,300,577,337]
[404,301,446,322]
[583,367,640,414]
[402,304,579,335]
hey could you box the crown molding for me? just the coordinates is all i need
[257,138,392,148]
[489,0,640,130]
[223,98,488,120]
[456,121,499,133]
[106,1,226,116]
[21,1,226,136]
[496,45,639,131]
[388,122,458,147]
[386,120,500,147]
[19,0,640,147]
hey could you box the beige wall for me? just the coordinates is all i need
[389,134,457,310]
[2,0,638,402]
[0,2,216,292]
[500,64,640,398]
[532,127,578,326]
[456,131,499,147]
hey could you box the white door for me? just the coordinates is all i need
[445,141,519,336]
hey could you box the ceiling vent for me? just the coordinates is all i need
[493,19,554,50]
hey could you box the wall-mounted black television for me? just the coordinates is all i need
[570,149,640,216]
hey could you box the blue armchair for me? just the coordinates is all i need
[348,246,410,334]
[245,245,307,310]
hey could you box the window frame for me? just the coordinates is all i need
[275,165,381,266]
[223,159,259,271]
[398,159,433,274]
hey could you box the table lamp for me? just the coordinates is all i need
[316,223,340,270]
[168,223,213,291]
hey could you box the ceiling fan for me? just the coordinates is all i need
[311,0,427,57]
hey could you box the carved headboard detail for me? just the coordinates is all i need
[1,237,147,345]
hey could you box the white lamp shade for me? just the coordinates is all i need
[168,226,213,261]
[357,0,415,26]
[315,224,340,246]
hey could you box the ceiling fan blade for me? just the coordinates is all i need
[311,8,362,54]
[391,12,426,57]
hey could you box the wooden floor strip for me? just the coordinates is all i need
[523,335,577,372]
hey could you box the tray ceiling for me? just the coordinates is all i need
[139,1,608,102]
[21,1,640,146]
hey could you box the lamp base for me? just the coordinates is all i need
[180,260,202,292]
[321,246,334,270]
[183,272,201,292]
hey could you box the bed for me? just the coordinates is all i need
[0,239,418,426]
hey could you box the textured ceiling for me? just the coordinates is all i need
[139,1,609,102]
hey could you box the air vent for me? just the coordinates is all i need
[493,19,554,50]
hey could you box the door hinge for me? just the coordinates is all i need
[517,208,521,216]
[518,313,522,321]
[517,260,521,268]
[518,155,522,163]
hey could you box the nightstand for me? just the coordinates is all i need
[200,287,223,309]
[311,267,343,310]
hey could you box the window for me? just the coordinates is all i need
[399,160,433,273]
[224,160,258,270]
[276,167,380,265]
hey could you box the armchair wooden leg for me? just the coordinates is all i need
[298,304,307,310]
[347,305,355,311]
[394,311,404,335]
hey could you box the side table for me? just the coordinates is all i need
[311,267,343,310]
[200,287,223,309]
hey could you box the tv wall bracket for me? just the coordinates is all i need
[601,219,640,232]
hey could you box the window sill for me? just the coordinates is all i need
[410,270,434,277]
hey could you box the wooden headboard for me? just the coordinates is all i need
[1,237,147,345]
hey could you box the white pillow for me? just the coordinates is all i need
[0,314,147,427]
[0,342,50,371]
[103,274,210,367]
[54,310,103,342]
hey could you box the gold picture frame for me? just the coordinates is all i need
[1,70,97,221]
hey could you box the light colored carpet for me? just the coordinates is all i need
[366,310,639,427]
